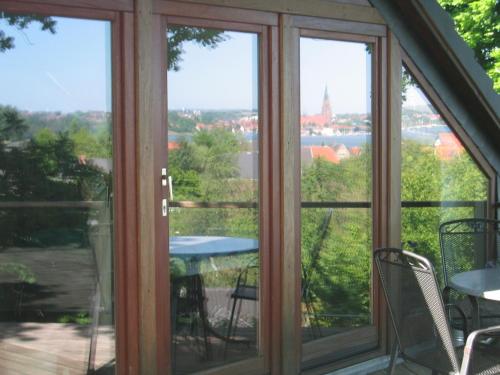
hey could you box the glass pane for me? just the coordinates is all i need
[167,27,260,373]
[401,66,488,282]
[299,37,373,361]
[0,15,114,374]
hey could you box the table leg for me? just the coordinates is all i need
[468,295,481,329]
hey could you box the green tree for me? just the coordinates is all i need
[167,26,227,71]
[438,0,500,92]
[0,107,110,246]
[0,105,28,141]
[401,140,488,281]
[300,153,373,329]
[191,129,241,200]
[0,14,56,52]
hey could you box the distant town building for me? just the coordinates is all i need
[321,86,333,126]
[434,132,464,160]
[301,85,333,129]
[168,141,180,150]
[301,145,340,166]
[349,146,362,156]
[332,144,350,160]
[237,116,258,132]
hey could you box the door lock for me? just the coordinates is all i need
[162,199,168,217]
[161,168,167,186]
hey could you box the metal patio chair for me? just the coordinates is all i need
[440,219,500,328]
[375,248,500,375]
[225,261,258,355]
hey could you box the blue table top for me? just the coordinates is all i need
[169,236,259,259]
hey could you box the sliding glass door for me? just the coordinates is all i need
[0,14,115,374]
[299,32,377,368]
[165,19,269,374]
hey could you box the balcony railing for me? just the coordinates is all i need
[168,200,488,212]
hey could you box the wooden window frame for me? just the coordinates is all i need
[153,3,280,374]
[0,2,139,375]
[401,51,497,223]
[281,14,391,375]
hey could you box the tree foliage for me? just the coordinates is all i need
[0,106,111,247]
[0,106,27,141]
[438,0,500,92]
[167,26,227,71]
[0,13,56,52]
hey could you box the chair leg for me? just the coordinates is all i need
[388,340,399,375]
[224,297,239,358]
[232,298,248,346]
[196,282,211,360]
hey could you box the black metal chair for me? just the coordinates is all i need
[439,219,500,328]
[375,248,500,375]
[225,262,258,352]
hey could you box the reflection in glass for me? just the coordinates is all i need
[167,27,260,373]
[299,37,373,356]
[401,67,488,278]
[0,15,114,374]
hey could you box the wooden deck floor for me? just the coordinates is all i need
[0,322,114,375]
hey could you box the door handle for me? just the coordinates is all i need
[161,168,167,186]
[160,168,173,217]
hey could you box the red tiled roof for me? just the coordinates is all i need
[301,114,329,127]
[309,146,340,164]
[168,141,180,150]
[438,132,462,147]
[350,146,362,156]
[435,132,464,160]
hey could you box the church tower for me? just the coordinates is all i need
[321,85,332,126]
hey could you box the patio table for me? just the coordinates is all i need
[170,235,258,258]
[169,235,259,356]
[169,235,259,274]
[449,268,500,328]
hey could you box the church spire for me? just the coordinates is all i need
[321,84,332,126]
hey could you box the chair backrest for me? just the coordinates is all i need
[234,263,259,299]
[374,248,460,374]
[439,219,500,286]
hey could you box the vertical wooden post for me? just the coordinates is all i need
[136,0,166,374]
[383,30,402,357]
[387,30,402,249]
[269,24,282,375]
[114,10,140,375]
[280,14,301,375]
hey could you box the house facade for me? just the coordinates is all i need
[0,0,498,374]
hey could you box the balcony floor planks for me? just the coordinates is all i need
[0,322,114,375]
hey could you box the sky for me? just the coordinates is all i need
[300,37,371,115]
[0,17,429,114]
[0,16,111,113]
[170,32,375,114]
[168,31,258,111]
[404,84,434,109]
